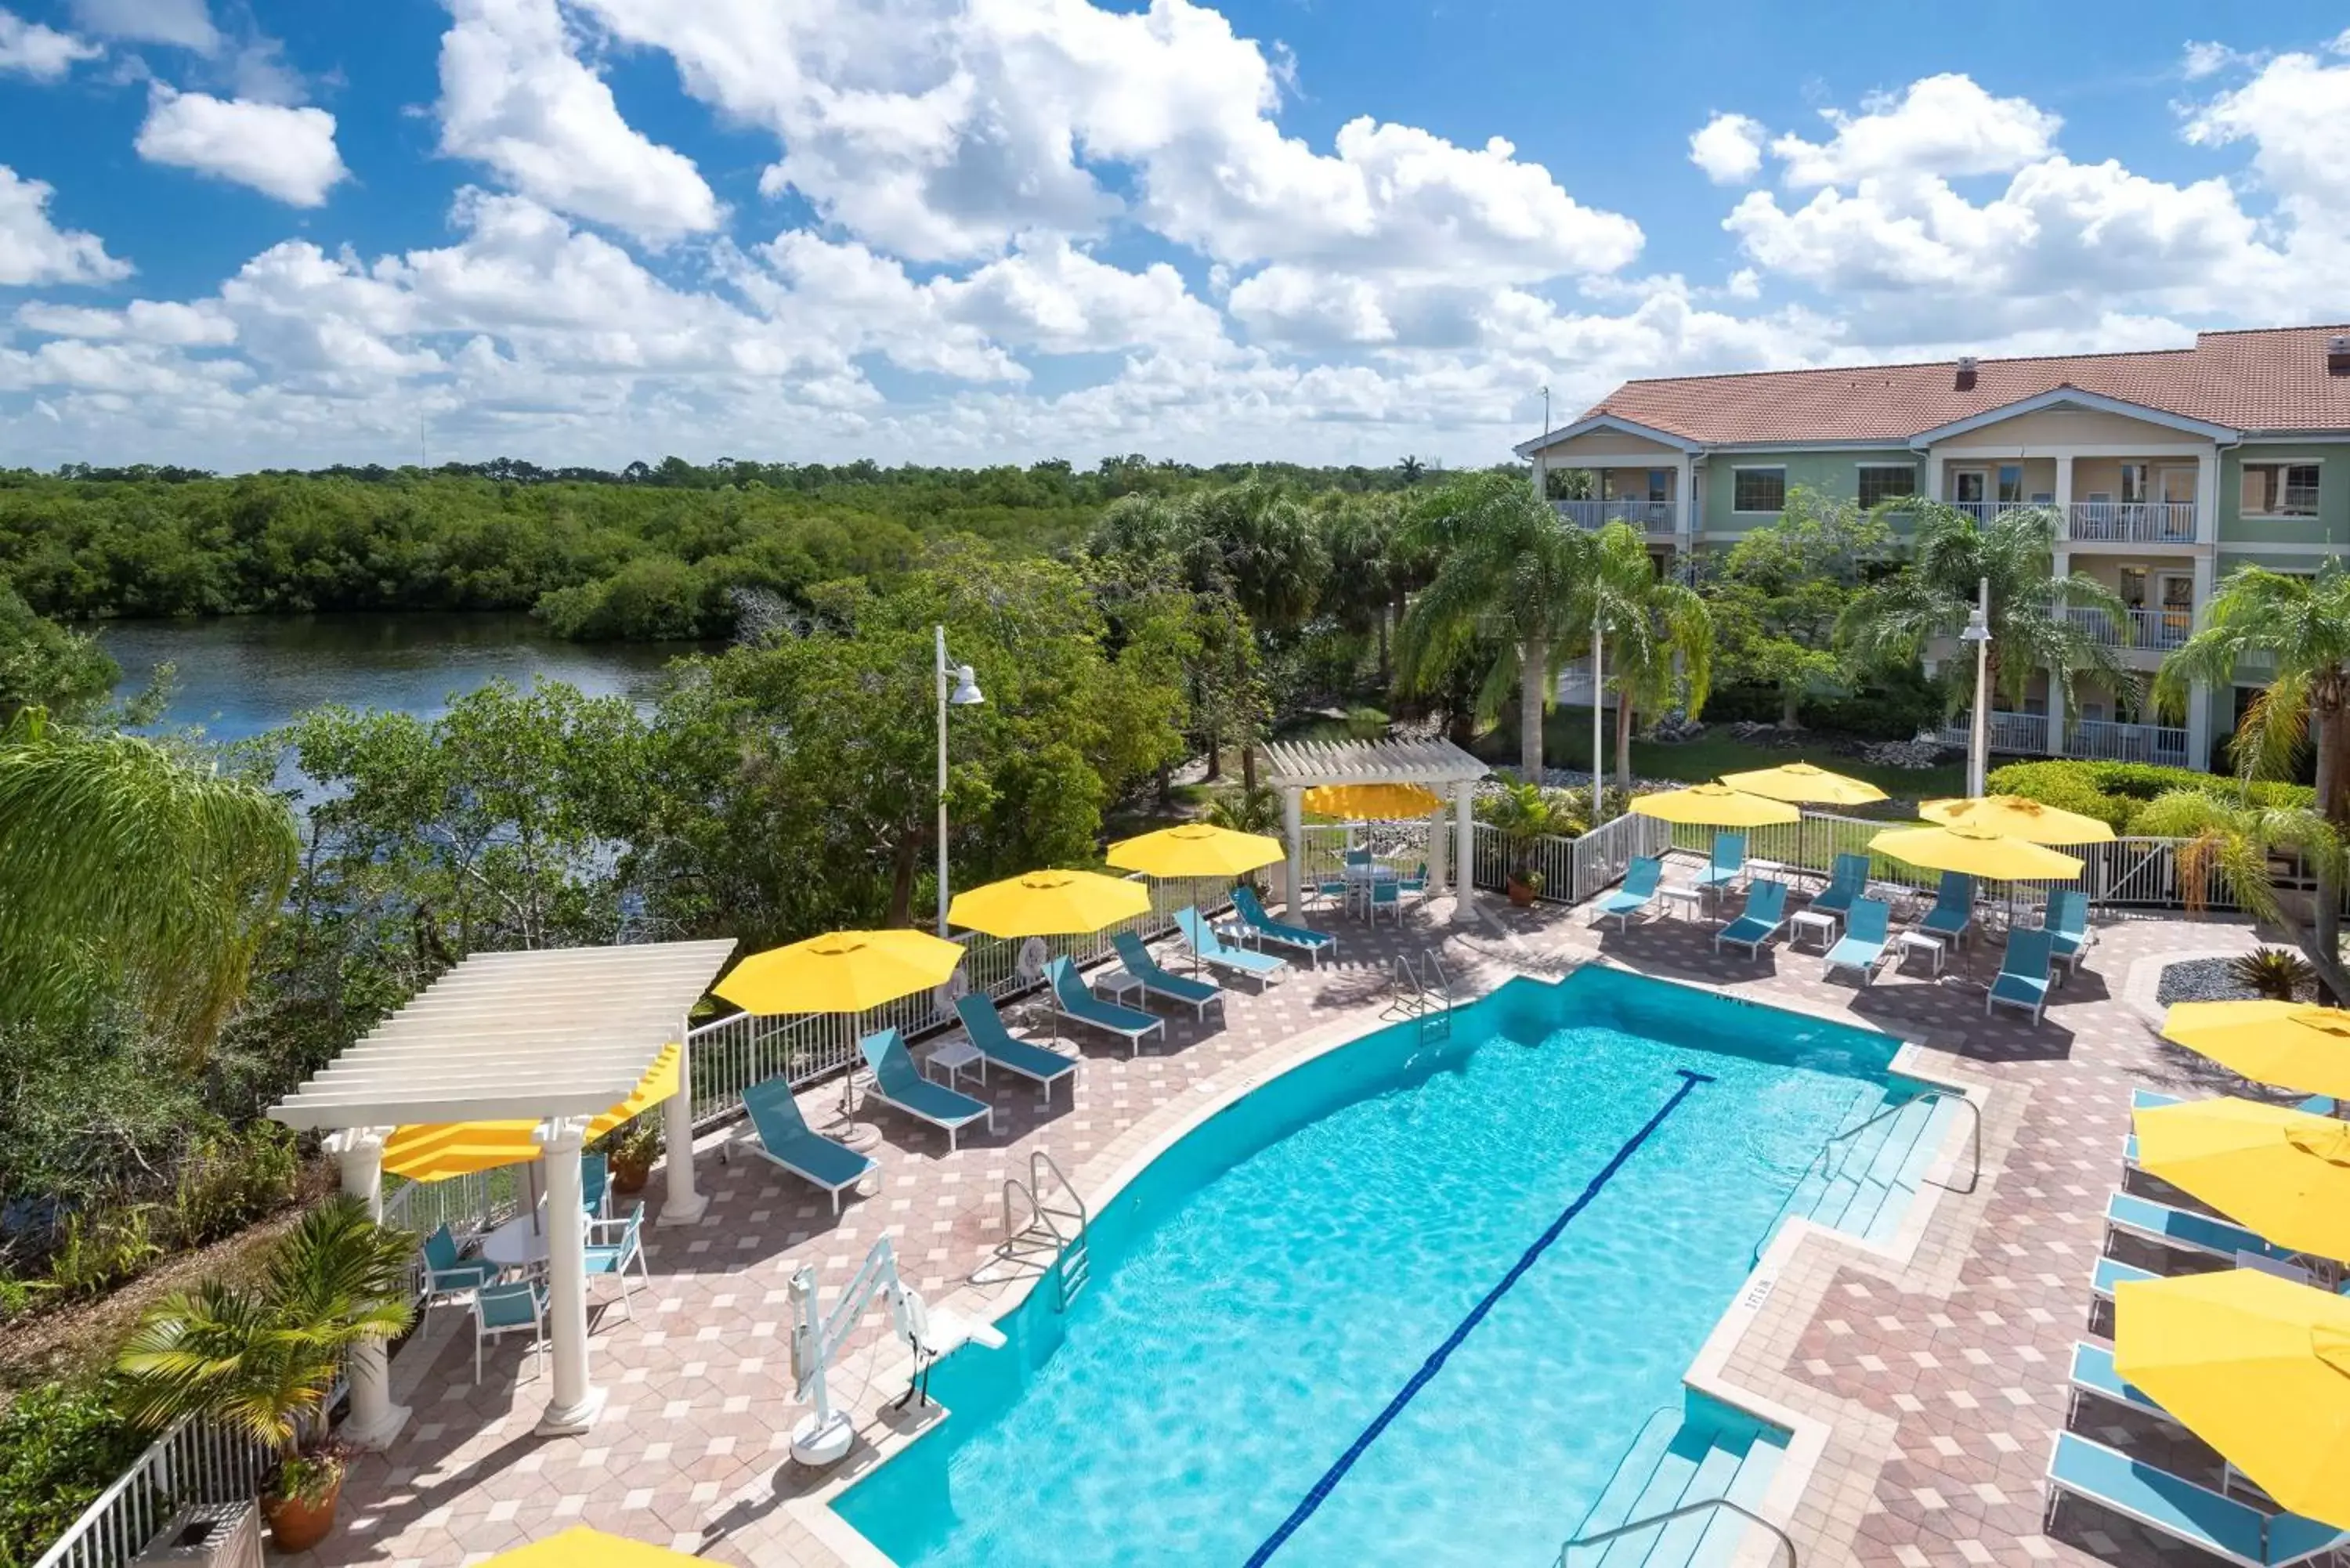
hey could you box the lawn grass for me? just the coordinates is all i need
[1477,706,1967,803]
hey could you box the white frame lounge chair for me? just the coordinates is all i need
[2102,1190,2297,1266]
[1595,856,1662,930]
[1987,928,2056,1024]
[2045,1431,2348,1567]
[1101,937,1220,1023]
[1174,906,1285,989]
[1694,831,1746,907]
[955,992,1085,1096]
[736,1075,876,1215]
[1230,886,1336,966]
[859,1029,992,1151]
[1822,898,1891,985]
[1047,953,1177,1050]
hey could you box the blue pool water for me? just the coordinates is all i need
[836,969,1914,1567]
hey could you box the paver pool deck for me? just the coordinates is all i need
[297,871,2278,1568]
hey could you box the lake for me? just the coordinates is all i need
[98,612,703,742]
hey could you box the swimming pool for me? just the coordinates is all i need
[835,967,1929,1567]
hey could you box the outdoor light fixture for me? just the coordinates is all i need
[935,627,985,936]
[1961,576,1991,799]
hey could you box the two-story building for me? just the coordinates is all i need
[1517,324,2350,774]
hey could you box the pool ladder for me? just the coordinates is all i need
[996,1151,1092,1311]
[1390,948,1454,1041]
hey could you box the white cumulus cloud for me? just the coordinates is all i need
[134,87,348,206]
[0,164,130,286]
[0,9,99,78]
[67,0,216,51]
[1773,73,2060,186]
[1688,113,1764,184]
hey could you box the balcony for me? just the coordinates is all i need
[2063,501,2196,545]
[1555,498,1678,533]
[2063,605,2192,652]
[1941,710,2189,767]
[1941,709,2048,756]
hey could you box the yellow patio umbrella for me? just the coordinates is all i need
[714,928,964,1016]
[1866,823,2083,882]
[2113,1268,2350,1528]
[1107,822,1285,880]
[948,868,1151,938]
[1300,782,1444,819]
[1719,761,1887,807]
[2162,1001,2350,1103]
[1628,782,1799,828]
[483,1526,703,1567]
[1920,794,2115,844]
[381,1042,681,1182]
[2134,1097,2350,1260]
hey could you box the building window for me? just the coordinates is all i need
[1646,469,1668,504]
[1998,464,2025,504]
[2242,462,2321,517]
[1733,467,1786,513]
[1857,464,1916,508]
[2120,463,2149,504]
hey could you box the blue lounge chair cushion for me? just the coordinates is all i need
[956,992,1086,1079]
[1102,938,1217,1010]
[2105,1190,2291,1263]
[1597,857,1662,918]
[1175,907,1283,977]
[1694,831,1746,889]
[1717,880,1789,950]
[1824,898,1890,971]
[1919,873,1975,938]
[1989,929,2055,1015]
[743,1078,875,1190]
[2049,1432,2347,1566]
[2091,1255,2157,1300]
[2069,1341,2171,1424]
[2046,889,2091,959]
[1232,887,1334,951]
[861,1031,990,1128]
[1810,853,1869,917]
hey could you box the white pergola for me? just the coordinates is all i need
[1260,737,1490,922]
[271,939,736,1441]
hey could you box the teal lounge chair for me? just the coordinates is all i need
[1174,906,1285,989]
[956,992,1083,1097]
[1987,928,2056,1024]
[739,1075,876,1214]
[2045,1432,2349,1566]
[2066,1340,2178,1428]
[1595,856,1662,931]
[1058,949,1186,1043]
[2090,1254,2159,1302]
[2045,889,2094,977]
[2104,1190,2295,1266]
[1918,873,1975,945]
[1693,831,1746,903]
[1808,853,1869,923]
[1715,878,1790,959]
[1231,886,1336,966]
[859,1029,992,1151]
[1821,898,1890,985]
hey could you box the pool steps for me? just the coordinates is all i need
[1759,1089,1953,1257]
[1560,1401,1788,1566]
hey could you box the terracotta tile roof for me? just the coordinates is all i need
[1576,325,2350,446]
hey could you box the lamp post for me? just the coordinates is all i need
[1590,620,1606,822]
[1961,576,1992,799]
[935,625,985,937]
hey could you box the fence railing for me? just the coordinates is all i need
[32,1414,273,1568]
[1466,814,1674,905]
[2064,605,2192,652]
[1940,709,2050,757]
[1554,498,1679,533]
[2063,500,2197,544]
[2071,717,2191,767]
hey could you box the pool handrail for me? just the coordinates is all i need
[1558,1498,1796,1567]
[1751,1088,1981,1262]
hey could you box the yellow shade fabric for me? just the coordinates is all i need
[382,1043,680,1182]
[1718,762,1888,807]
[948,869,1152,938]
[1919,795,2116,844]
[714,929,964,1016]
[2113,1268,2350,1528]
[2135,1097,2350,1260]
[1865,823,2082,881]
[482,1526,705,1566]
[1628,782,1800,828]
[2162,1000,2350,1101]
[1106,822,1285,879]
[1300,782,1444,819]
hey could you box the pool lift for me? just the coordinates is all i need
[786,1236,1005,1468]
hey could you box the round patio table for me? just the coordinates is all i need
[479,1203,584,1270]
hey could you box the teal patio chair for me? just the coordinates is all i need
[737,1075,875,1215]
[584,1201,649,1321]
[1987,927,2055,1024]
[2045,889,2094,978]
[1693,831,1747,905]
[1808,853,1870,923]
[1821,898,1890,985]
[472,1278,548,1383]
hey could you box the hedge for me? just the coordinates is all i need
[1987,759,2316,835]
[0,1379,146,1568]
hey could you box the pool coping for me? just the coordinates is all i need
[776,949,2005,1568]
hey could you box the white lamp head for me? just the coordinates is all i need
[949,664,985,706]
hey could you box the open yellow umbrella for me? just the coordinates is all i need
[1107,822,1284,880]
[1300,782,1444,819]
[382,1043,681,1182]
[1628,782,1799,828]
[948,868,1151,938]
[714,929,964,1016]
[1920,795,2115,844]
[1719,761,1887,807]
[2114,1268,2350,1528]
[1867,823,2082,881]
[2163,1001,2350,1102]
[2135,1097,2350,1260]
[483,1526,703,1566]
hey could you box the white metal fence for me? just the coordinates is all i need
[31,1415,272,1568]
[1469,813,1673,904]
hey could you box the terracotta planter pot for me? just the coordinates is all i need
[611,1158,653,1194]
[1507,878,1536,908]
[262,1476,341,1554]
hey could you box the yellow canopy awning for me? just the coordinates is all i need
[1300,782,1444,818]
[1107,822,1285,879]
[2162,1000,2350,1101]
[482,1526,704,1566]
[1919,794,2115,844]
[1719,762,1887,807]
[1629,782,1799,828]
[948,869,1152,938]
[2135,1097,2350,1261]
[1866,824,2082,881]
[382,1043,680,1182]
[2114,1268,2350,1528]
[714,929,964,1016]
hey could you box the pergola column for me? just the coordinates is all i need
[327,1126,410,1451]
[1424,802,1448,894]
[1282,786,1305,916]
[536,1115,605,1436]
[1452,781,1478,923]
[660,1022,706,1226]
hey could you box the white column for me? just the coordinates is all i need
[660,1028,706,1226]
[536,1116,605,1436]
[1425,804,1448,893]
[2189,548,2219,771]
[1282,786,1304,916]
[2195,444,2222,545]
[1452,781,1479,923]
[2051,488,2072,759]
[327,1127,409,1451]
[1675,455,1694,540]
[2054,454,2075,544]
[1925,450,1946,504]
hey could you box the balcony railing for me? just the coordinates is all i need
[1940,709,2049,756]
[2064,501,2196,544]
[1554,498,1678,533]
[2063,605,2192,652]
[1940,710,2189,766]
[1947,500,2043,525]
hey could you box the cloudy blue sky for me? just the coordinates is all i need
[2,0,2348,471]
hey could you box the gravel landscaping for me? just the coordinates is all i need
[2154,956,2263,1006]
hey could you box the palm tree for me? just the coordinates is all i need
[1838,504,2131,742]
[1580,526,1715,791]
[2135,789,2350,1001]
[1397,455,1426,486]
[1204,784,1282,836]
[1397,472,1594,780]
[0,710,300,1057]
[2157,564,2350,988]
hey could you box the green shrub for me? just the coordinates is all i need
[1799,664,1943,741]
[1986,759,2316,834]
[1692,685,1781,724]
[0,1379,148,1568]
